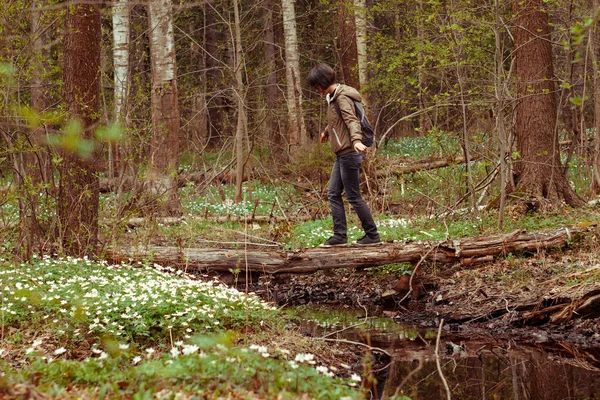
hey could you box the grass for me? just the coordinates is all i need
[0,256,362,398]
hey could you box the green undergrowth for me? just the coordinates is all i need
[0,257,362,399]
[286,206,600,248]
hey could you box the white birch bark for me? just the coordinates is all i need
[354,0,367,91]
[281,0,306,154]
[113,0,130,123]
[112,0,130,180]
[147,0,181,214]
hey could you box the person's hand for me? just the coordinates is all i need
[354,142,367,152]
[320,132,329,143]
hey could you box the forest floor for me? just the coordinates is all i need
[245,229,600,357]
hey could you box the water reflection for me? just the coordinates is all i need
[383,339,600,399]
[291,307,600,399]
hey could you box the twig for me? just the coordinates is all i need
[398,243,440,304]
[322,299,369,339]
[435,318,452,400]
[393,357,423,398]
[320,338,391,358]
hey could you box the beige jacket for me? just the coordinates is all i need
[324,84,363,156]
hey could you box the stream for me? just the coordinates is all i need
[292,306,600,399]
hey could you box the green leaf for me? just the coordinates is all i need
[96,122,125,143]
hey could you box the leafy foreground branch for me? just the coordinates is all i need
[0,256,362,399]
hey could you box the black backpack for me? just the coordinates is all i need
[333,98,375,147]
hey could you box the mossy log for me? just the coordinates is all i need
[105,225,591,275]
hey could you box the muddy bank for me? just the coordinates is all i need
[245,245,600,350]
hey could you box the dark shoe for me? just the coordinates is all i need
[354,235,381,246]
[319,236,348,247]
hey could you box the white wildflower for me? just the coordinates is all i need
[181,345,199,356]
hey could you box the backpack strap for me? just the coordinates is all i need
[332,100,343,120]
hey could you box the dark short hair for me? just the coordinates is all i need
[307,63,336,90]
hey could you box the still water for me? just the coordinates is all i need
[293,306,600,399]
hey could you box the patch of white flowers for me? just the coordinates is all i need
[246,345,360,386]
[0,255,275,341]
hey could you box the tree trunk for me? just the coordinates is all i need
[59,0,101,256]
[30,0,53,185]
[281,0,307,155]
[112,0,130,181]
[493,0,511,229]
[416,0,430,136]
[338,0,359,89]
[591,0,600,193]
[232,0,247,203]
[147,0,181,215]
[263,0,281,152]
[205,0,223,147]
[106,225,588,275]
[512,0,584,207]
[354,0,368,92]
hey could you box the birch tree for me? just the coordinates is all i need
[354,0,368,99]
[58,0,102,256]
[112,0,130,180]
[147,0,181,215]
[281,0,306,155]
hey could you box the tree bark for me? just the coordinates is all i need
[29,0,53,185]
[354,0,368,93]
[205,0,224,146]
[147,0,181,215]
[338,0,359,89]
[232,0,247,203]
[512,0,584,207]
[281,0,307,155]
[591,0,600,193]
[59,0,101,256]
[263,0,281,151]
[106,225,589,275]
[111,0,130,181]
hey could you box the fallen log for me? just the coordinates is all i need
[122,214,315,228]
[104,224,593,275]
[376,155,482,177]
[99,171,238,193]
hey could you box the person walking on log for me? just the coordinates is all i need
[307,63,380,247]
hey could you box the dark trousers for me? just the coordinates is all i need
[328,151,379,239]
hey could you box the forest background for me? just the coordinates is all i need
[1,0,600,257]
[2,0,600,398]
